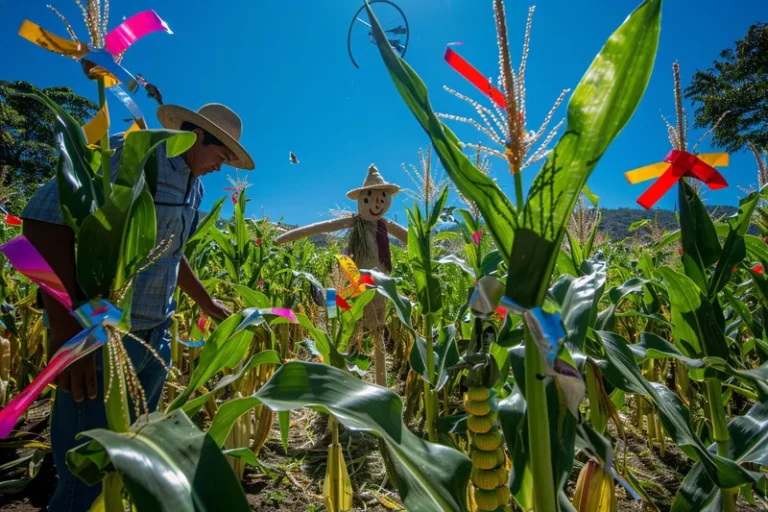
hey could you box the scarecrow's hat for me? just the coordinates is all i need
[346,165,400,200]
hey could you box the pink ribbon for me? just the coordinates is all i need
[105,10,172,56]
[0,235,72,311]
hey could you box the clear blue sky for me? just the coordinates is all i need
[1,0,765,226]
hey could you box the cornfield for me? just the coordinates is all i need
[1,0,767,511]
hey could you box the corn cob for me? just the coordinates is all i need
[465,385,511,511]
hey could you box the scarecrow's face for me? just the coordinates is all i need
[358,188,392,221]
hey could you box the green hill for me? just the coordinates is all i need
[597,205,740,241]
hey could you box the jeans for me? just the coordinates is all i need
[47,319,172,512]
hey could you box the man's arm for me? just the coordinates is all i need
[177,256,232,321]
[22,219,98,402]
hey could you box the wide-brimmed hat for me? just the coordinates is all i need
[157,103,255,170]
[347,165,400,200]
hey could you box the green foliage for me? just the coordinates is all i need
[685,22,768,152]
[0,80,98,213]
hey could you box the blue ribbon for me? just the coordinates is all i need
[326,289,338,319]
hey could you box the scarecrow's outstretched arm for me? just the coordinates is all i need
[385,219,408,245]
[274,216,354,245]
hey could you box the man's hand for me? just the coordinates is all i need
[200,297,232,322]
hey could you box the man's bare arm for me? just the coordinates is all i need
[22,218,97,401]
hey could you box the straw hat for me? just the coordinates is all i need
[347,165,401,200]
[157,103,255,170]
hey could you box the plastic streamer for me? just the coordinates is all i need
[0,299,120,438]
[109,84,144,120]
[326,289,338,319]
[444,45,506,109]
[82,49,139,92]
[17,20,89,58]
[0,235,72,311]
[469,276,582,417]
[336,254,367,298]
[625,151,729,210]
[18,12,171,137]
[104,10,172,56]
[81,102,110,145]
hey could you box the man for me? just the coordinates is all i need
[21,103,255,511]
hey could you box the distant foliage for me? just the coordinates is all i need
[686,22,768,152]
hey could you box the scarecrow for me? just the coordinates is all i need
[274,164,408,386]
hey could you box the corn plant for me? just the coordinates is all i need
[366,0,661,510]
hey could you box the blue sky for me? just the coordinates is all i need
[1,0,765,226]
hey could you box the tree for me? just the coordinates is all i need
[0,80,97,213]
[685,22,768,153]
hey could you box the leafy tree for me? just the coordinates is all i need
[0,80,97,213]
[685,22,768,153]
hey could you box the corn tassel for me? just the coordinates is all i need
[465,386,510,512]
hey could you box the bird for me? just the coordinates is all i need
[386,26,407,35]
[289,152,299,164]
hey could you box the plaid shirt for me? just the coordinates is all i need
[22,134,204,331]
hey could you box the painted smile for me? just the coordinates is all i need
[368,208,383,217]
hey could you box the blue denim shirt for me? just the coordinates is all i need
[22,134,204,331]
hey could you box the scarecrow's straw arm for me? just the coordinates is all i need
[384,219,408,245]
[273,217,354,245]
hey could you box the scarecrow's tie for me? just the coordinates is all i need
[18,10,172,145]
[625,150,729,210]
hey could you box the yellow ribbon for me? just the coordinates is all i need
[625,152,729,184]
[335,254,365,298]
[18,20,89,59]
[81,103,110,146]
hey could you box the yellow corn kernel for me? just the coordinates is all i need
[467,412,497,434]
[472,448,504,470]
[465,398,492,416]
[495,465,509,487]
[467,386,491,402]
[496,485,511,507]
[474,429,502,451]
[471,468,499,491]
[473,488,499,511]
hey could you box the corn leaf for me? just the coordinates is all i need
[207,362,472,511]
[323,443,354,512]
[655,267,729,360]
[556,259,607,353]
[672,398,768,511]
[596,331,756,489]
[76,130,195,298]
[407,205,443,316]
[188,196,226,244]
[180,350,281,418]
[66,410,249,512]
[678,181,721,291]
[25,92,102,231]
[507,0,661,307]
[167,314,254,411]
[409,324,459,391]
[708,187,763,297]
[595,277,652,331]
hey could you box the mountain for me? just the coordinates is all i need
[597,205,740,241]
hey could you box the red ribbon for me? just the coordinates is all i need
[336,296,351,312]
[5,214,22,226]
[635,150,728,210]
[444,46,506,109]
